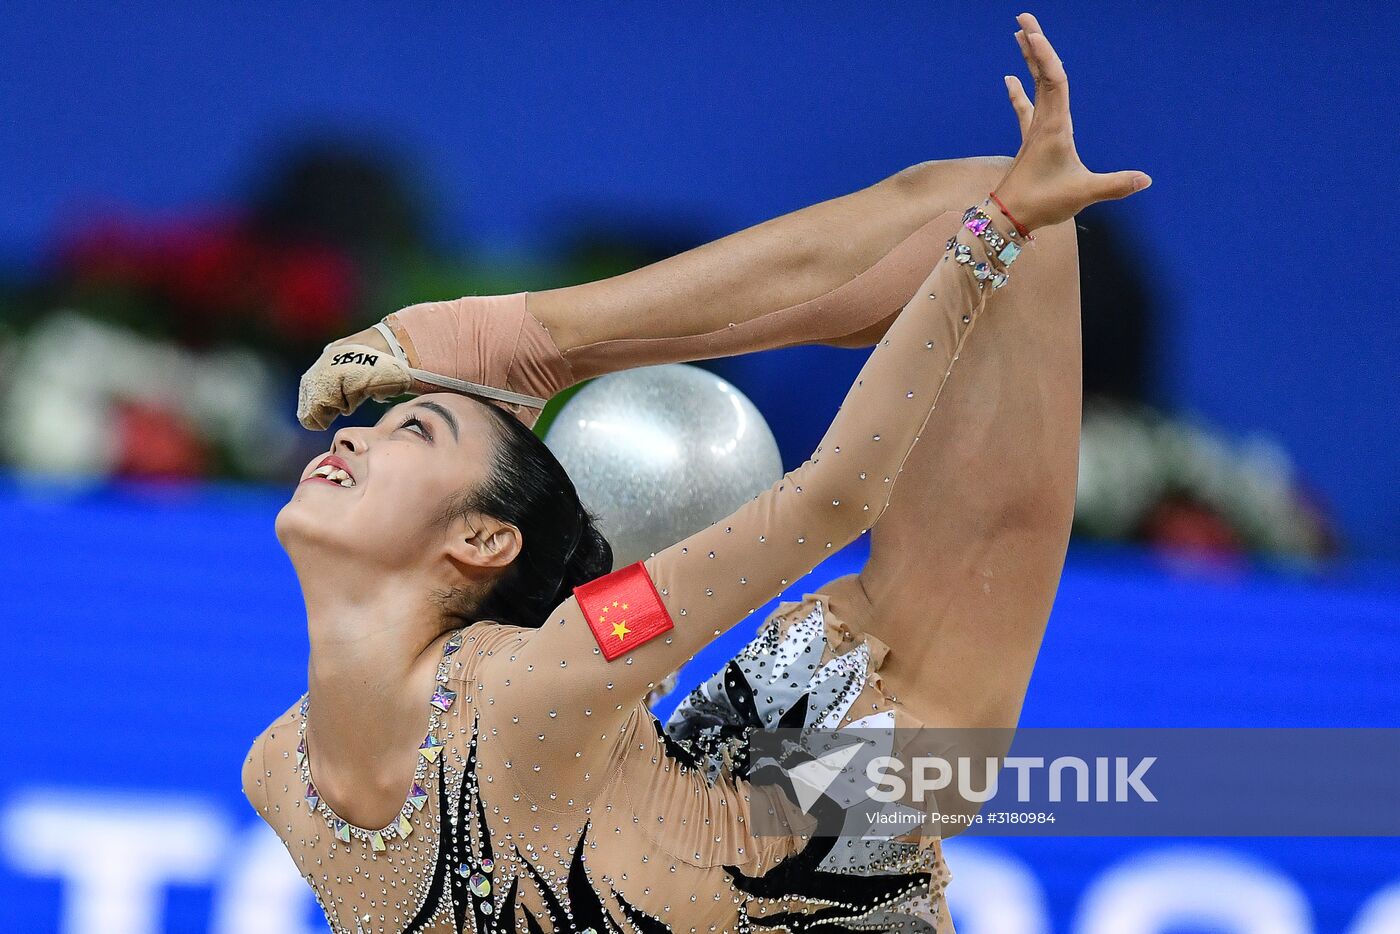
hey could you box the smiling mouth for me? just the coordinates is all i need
[304,464,356,488]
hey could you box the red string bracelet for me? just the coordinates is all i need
[989,190,1034,241]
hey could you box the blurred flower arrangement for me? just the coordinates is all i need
[1076,399,1337,563]
[0,142,641,485]
[0,141,1339,561]
[1067,208,1337,564]
[2,208,363,481]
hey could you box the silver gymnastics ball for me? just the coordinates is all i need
[545,363,783,570]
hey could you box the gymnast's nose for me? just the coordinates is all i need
[331,425,367,456]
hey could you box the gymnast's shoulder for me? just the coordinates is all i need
[239,697,302,816]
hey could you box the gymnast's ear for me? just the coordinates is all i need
[444,512,522,572]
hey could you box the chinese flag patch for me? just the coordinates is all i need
[573,561,674,661]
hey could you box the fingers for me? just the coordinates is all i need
[297,374,349,430]
[1088,169,1154,204]
[1004,74,1033,138]
[1016,12,1047,36]
[1027,31,1066,88]
[1014,28,1041,88]
[1025,31,1069,121]
[298,394,343,432]
[295,342,412,430]
[1013,14,1069,127]
[303,406,336,432]
[1014,12,1048,85]
[297,373,331,430]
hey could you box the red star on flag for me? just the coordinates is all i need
[573,561,674,662]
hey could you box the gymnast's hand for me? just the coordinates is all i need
[991,12,1152,232]
[296,325,412,430]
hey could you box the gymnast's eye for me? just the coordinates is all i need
[398,415,432,441]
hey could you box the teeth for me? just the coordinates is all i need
[311,464,354,486]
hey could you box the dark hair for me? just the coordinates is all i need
[438,402,613,629]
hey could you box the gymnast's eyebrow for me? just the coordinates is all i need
[414,400,460,442]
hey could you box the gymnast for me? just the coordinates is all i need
[245,13,1150,931]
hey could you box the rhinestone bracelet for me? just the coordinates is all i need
[962,202,1029,267]
[946,239,1008,289]
[952,201,1029,290]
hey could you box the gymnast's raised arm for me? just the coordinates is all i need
[295,154,1016,430]
[488,36,1151,789]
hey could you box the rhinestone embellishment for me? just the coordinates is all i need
[293,629,463,848]
[962,205,991,234]
[430,684,456,711]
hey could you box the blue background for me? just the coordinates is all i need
[2,2,1397,932]
[1,480,1397,932]
[0,1,1395,556]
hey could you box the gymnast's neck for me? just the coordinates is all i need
[289,551,456,817]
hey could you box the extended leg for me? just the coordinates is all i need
[820,171,1081,731]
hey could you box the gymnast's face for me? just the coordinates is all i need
[276,393,500,571]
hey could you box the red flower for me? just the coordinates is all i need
[113,399,208,479]
[55,210,358,343]
[265,243,356,340]
[156,216,262,316]
[57,218,161,287]
[1141,496,1245,563]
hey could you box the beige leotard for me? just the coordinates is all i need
[244,211,1020,932]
